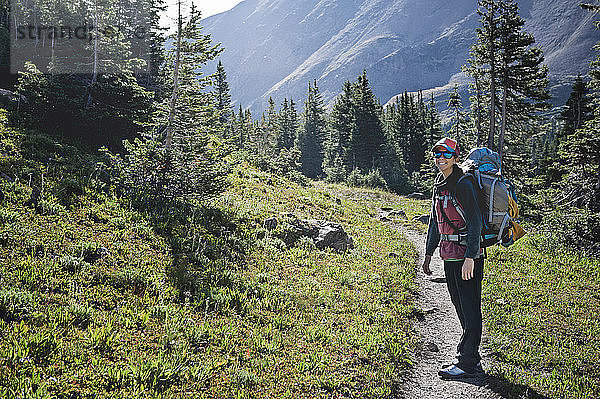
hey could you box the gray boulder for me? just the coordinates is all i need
[310,220,354,252]
[378,208,406,220]
[388,210,407,219]
[263,214,354,252]
[263,217,278,231]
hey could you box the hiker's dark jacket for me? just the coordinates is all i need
[425,164,482,260]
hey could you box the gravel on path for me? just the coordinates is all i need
[395,223,509,399]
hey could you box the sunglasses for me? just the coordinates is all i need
[433,151,455,159]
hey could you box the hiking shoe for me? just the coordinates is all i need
[441,360,484,373]
[438,365,476,379]
[441,360,457,369]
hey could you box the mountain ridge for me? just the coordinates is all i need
[201,0,597,113]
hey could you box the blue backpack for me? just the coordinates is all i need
[458,147,525,248]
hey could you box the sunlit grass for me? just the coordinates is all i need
[482,234,600,398]
[0,161,420,398]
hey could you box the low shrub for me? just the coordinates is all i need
[86,321,118,353]
[38,195,65,216]
[232,367,259,388]
[538,208,600,255]
[55,177,84,205]
[0,287,34,321]
[348,168,388,190]
[66,302,95,329]
[58,255,84,273]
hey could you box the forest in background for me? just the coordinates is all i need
[0,0,599,397]
[198,0,600,254]
[0,0,598,246]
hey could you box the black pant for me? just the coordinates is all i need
[444,257,484,373]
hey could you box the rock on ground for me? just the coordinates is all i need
[263,214,354,252]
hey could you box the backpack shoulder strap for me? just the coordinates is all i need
[452,174,475,222]
[434,186,464,235]
[438,203,462,235]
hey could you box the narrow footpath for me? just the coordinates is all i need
[393,223,508,399]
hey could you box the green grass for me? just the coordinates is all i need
[317,182,431,233]
[482,232,600,398]
[7,109,599,397]
[0,153,420,397]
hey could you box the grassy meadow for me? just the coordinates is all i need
[328,186,600,399]
[1,119,599,398]
[481,233,600,398]
[0,137,428,398]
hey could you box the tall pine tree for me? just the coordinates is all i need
[296,81,326,178]
[276,98,299,150]
[466,0,549,163]
[351,70,386,172]
[447,85,464,146]
[323,80,356,181]
[214,60,232,125]
[496,0,549,162]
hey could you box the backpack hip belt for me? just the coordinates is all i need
[440,232,468,246]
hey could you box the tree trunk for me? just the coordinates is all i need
[499,82,507,164]
[475,75,483,146]
[576,92,582,130]
[487,2,496,150]
[85,3,99,109]
[50,25,55,76]
[455,107,460,147]
[591,173,600,213]
[165,0,182,150]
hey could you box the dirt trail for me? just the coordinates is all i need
[394,223,508,399]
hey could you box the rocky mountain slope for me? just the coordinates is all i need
[201,0,597,112]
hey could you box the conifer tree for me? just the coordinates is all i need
[381,101,409,192]
[447,85,463,146]
[276,98,290,150]
[427,94,444,149]
[466,0,549,161]
[141,1,226,201]
[351,70,386,172]
[388,91,427,176]
[409,93,428,174]
[288,99,300,148]
[560,76,592,140]
[276,98,299,150]
[553,2,600,213]
[467,0,500,149]
[296,81,326,178]
[323,81,356,181]
[12,0,165,148]
[381,90,437,192]
[251,97,279,157]
[232,104,247,149]
[163,2,222,149]
[496,0,549,161]
[540,77,593,185]
[214,60,232,125]
[580,2,600,212]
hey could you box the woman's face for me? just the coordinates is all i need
[434,150,457,174]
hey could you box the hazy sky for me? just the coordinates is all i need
[161,0,244,32]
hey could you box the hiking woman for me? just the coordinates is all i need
[422,137,484,379]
